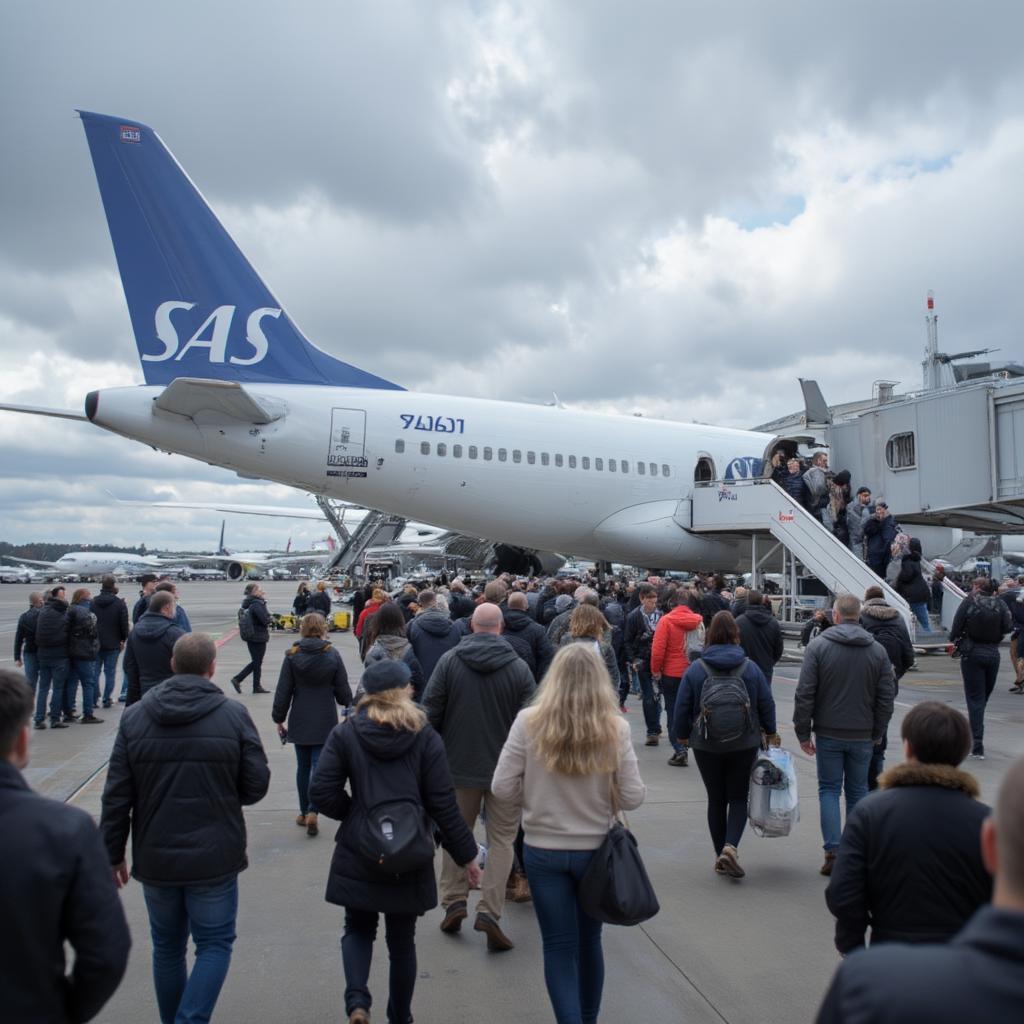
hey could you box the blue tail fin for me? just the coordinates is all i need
[218,520,227,556]
[77,111,403,390]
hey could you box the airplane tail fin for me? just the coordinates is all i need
[218,520,227,556]
[77,111,403,391]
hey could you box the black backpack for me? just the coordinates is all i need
[238,604,256,641]
[346,726,436,876]
[697,658,753,744]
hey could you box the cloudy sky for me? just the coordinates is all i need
[1,1,1023,550]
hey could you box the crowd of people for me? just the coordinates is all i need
[5,564,1024,1024]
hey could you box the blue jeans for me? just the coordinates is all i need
[659,676,684,754]
[636,664,662,737]
[342,908,417,1022]
[35,659,68,725]
[815,735,873,851]
[523,845,603,1024]
[22,651,39,695]
[69,658,98,716]
[96,649,121,703]
[294,743,322,815]
[961,647,1000,754]
[143,877,238,1024]
[910,602,932,633]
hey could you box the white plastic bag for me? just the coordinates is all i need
[748,747,799,837]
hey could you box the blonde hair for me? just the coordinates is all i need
[357,687,426,733]
[569,604,608,640]
[526,644,620,776]
[299,612,328,638]
[371,588,386,603]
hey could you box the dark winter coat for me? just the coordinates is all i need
[502,607,555,682]
[794,624,895,743]
[407,609,462,681]
[309,711,478,915]
[292,589,311,617]
[1,761,131,1024]
[895,551,931,605]
[673,644,777,752]
[825,762,991,954]
[950,593,1013,651]
[35,596,70,662]
[422,633,536,789]
[447,591,477,621]
[775,466,810,506]
[272,637,351,746]
[131,593,149,625]
[700,590,729,628]
[14,605,40,660]
[100,673,270,886]
[123,611,186,705]
[623,606,661,666]
[801,613,833,647]
[736,605,784,681]
[240,594,271,643]
[558,633,621,690]
[67,599,99,662]
[308,589,332,617]
[859,599,915,680]
[815,906,1024,1024]
[91,591,129,652]
[363,635,425,701]
[863,513,899,568]
[601,600,627,671]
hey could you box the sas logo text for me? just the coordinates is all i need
[146,302,281,365]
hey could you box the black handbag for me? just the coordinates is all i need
[578,785,659,926]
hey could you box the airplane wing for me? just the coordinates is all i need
[0,555,59,567]
[0,402,87,421]
[105,490,364,520]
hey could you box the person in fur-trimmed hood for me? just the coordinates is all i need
[825,701,992,954]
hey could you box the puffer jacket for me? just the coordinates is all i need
[272,637,351,746]
[407,608,462,680]
[35,596,70,661]
[67,599,100,661]
[363,635,425,700]
[860,599,915,680]
[91,590,129,652]
[650,605,704,678]
[794,623,895,743]
[124,612,186,704]
[100,674,270,886]
[310,711,478,916]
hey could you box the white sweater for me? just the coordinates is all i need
[490,709,646,850]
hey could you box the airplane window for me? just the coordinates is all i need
[453,444,463,458]
[609,458,616,472]
[395,439,405,453]
[527,451,536,465]
[568,455,577,469]
[420,441,430,455]
[595,457,603,471]
[512,449,522,463]
[650,462,657,476]
[498,448,508,462]
[555,454,564,467]
[581,456,590,470]
[638,462,646,475]
[469,445,478,459]
[541,452,550,466]
[483,447,493,461]
[621,460,628,473]
[437,443,447,456]
[662,464,670,477]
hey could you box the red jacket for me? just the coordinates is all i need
[651,606,704,678]
[354,600,383,638]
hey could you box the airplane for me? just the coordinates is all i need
[0,111,791,574]
[0,565,38,584]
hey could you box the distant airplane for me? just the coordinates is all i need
[0,565,37,583]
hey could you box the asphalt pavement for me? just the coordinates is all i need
[3,580,1023,1023]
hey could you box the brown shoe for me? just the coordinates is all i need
[440,900,467,934]
[295,814,308,828]
[474,911,514,951]
[820,851,837,876]
[645,735,660,746]
[348,1009,370,1024]
[506,870,532,903]
[306,812,319,837]
[718,844,745,878]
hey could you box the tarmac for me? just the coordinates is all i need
[3,579,1024,1024]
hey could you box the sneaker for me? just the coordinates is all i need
[667,750,689,767]
[230,677,241,694]
[102,700,113,708]
[820,851,837,876]
[306,813,319,837]
[295,814,308,828]
[474,911,514,951]
[80,714,104,724]
[718,844,745,878]
[714,857,728,875]
[348,1009,370,1024]
[440,900,467,934]
[50,721,69,730]
[1010,684,1023,693]
[644,735,660,747]
[970,751,986,760]
[33,721,47,730]
[64,711,80,721]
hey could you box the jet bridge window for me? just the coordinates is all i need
[420,441,431,455]
[885,432,917,470]
[437,443,447,456]
[395,439,405,453]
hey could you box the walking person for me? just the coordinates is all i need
[34,586,71,730]
[309,659,482,1024]
[272,612,351,838]
[491,644,646,1024]
[623,583,664,747]
[558,604,621,694]
[292,581,312,619]
[673,611,777,878]
[736,590,784,684]
[895,537,932,633]
[124,591,185,705]
[231,582,271,694]
[407,589,462,681]
[67,588,102,723]
[650,590,704,767]
[308,580,332,618]
[100,633,270,1024]
[949,576,1012,759]
[361,602,425,700]
[863,501,898,577]
[92,575,129,708]
[13,591,43,696]
[794,594,896,876]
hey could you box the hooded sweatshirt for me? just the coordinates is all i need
[100,674,270,886]
[407,607,462,680]
[91,590,129,651]
[794,623,896,742]
[650,605,704,678]
[860,599,915,679]
[362,634,425,699]
[422,633,536,788]
[123,611,186,704]
[737,604,784,681]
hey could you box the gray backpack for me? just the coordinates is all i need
[697,659,753,743]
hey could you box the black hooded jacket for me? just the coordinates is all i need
[860,599,915,680]
[501,607,555,682]
[67,600,99,662]
[309,711,478,915]
[91,590,130,652]
[407,609,462,681]
[240,594,271,643]
[736,604,784,681]
[895,546,931,605]
[14,605,41,660]
[272,637,351,745]
[35,596,70,661]
[100,673,270,886]
[123,611,186,704]
[422,633,536,788]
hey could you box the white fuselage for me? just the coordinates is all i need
[51,552,165,576]
[88,385,777,570]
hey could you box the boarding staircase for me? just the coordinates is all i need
[687,479,921,637]
[313,498,407,579]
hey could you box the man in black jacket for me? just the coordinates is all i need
[231,583,271,694]
[736,590,784,683]
[34,586,71,729]
[407,590,462,680]
[132,573,159,624]
[502,592,554,682]
[13,591,43,695]
[0,668,130,1023]
[92,575,129,708]
[423,603,535,951]
[624,583,664,744]
[100,632,270,1024]
[816,753,1024,1024]
[124,591,185,705]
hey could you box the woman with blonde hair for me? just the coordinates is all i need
[558,603,621,691]
[492,644,646,1023]
[311,659,481,1024]
[272,612,352,836]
